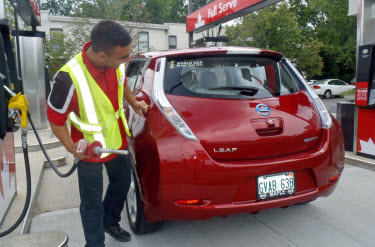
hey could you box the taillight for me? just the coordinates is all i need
[175,199,201,205]
[175,199,210,205]
[313,85,321,89]
[329,174,341,183]
[284,59,332,129]
[153,58,198,141]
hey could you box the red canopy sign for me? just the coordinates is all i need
[186,0,281,33]
[29,0,41,24]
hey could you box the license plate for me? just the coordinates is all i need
[257,172,295,200]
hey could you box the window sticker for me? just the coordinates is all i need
[170,60,176,69]
[176,60,203,68]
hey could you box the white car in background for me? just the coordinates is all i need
[307,79,317,85]
[312,79,355,99]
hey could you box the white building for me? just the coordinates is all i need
[38,10,200,53]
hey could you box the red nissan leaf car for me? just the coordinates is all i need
[124,47,345,234]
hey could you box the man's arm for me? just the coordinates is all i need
[49,121,89,160]
[47,71,89,160]
[123,84,148,117]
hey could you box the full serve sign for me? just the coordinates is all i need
[257,172,295,200]
[186,0,282,33]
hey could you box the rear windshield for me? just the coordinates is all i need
[164,56,302,99]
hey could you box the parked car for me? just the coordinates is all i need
[307,79,317,85]
[350,77,356,86]
[124,47,345,234]
[312,79,355,99]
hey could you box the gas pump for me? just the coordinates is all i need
[355,44,375,159]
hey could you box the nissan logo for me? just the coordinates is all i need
[255,104,271,116]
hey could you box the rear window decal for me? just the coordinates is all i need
[175,60,203,68]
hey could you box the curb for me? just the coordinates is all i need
[43,156,67,168]
[345,154,375,172]
[15,141,63,153]
[20,156,67,235]
[20,162,45,235]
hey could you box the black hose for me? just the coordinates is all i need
[0,113,78,237]
[28,113,78,177]
[0,146,31,237]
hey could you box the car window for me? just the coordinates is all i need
[133,61,150,91]
[335,80,347,86]
[279,64,300,95]
[126,61,142,91]
[126,60,149,91]
[328,80,335,85]
[315,80,326,84]
[164,56,302,99]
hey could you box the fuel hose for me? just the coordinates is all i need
[0,113,78,237]
[0,87,78,237]
[0,129,31,237]
[28,113,78,178]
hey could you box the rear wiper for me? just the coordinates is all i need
[167,81,183,94]
[207,86,259,95]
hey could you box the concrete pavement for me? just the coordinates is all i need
[0,126,374,242]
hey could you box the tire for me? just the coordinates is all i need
[126,170,163,234]
[324,90,331,99]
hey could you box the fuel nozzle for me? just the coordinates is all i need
[3,84,29,147]
[75,139,128,162]
[4,85,29,128]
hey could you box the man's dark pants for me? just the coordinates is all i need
[77,152,131,247]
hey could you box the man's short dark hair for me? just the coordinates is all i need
[90,20,132,54]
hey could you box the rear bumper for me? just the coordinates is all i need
[138,118,345,222]
[148,182,338,221]
[312,88,324,96]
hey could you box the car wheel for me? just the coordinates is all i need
[324,90,331,99]
[126,169,163,234]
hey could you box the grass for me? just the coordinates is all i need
[340,88,356,96]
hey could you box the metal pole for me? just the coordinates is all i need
[188,0,193,48]
[11,0,23,93]
[353,0,364,154]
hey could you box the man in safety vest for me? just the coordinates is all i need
[47,21,148,247]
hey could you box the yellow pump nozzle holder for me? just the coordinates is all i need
[8,92,29,128]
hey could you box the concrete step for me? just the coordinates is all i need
[13,128,62,153]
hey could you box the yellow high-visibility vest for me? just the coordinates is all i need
[59,52,131,158]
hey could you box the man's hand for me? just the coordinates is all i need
[73,142,90,160]
[132,100,149,117]
[49,121,90,160]
[123,84,149,117]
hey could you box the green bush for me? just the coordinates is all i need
[340,88,356,96]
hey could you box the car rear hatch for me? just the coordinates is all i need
[167,92,321,160]
[161,54,322,160]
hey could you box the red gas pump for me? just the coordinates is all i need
[355,44,375,159]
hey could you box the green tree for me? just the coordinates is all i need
[72,0,187,24]
[310,0,356,82]
[226,3,324,78]
[288,0,356,81]
[75,0,131,21]
[121,0,152,23]
[46,30,77,77]
[40,0,83,16]
[192,0,214,12]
